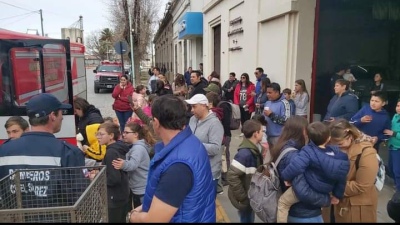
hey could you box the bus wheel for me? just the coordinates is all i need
[94,87,100,93]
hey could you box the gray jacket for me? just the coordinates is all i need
[188,112,224,179]
[122,139,150,195]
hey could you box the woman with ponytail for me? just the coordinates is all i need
[112,121,156,210]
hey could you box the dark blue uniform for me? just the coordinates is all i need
[0,132,86,210]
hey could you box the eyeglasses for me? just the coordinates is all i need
[241,77,246,79]
[95,132,107,137]
[254,72,259,75]
[123,131,135,135]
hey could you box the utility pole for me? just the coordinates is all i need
[79,15,84,44]
[128,0,135,86]
[39,9,44,36]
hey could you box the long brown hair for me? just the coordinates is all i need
[295,79,309,102]
[125,122,156,146]
[329,118,361,143]
[271,116,308,162]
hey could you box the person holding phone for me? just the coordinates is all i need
[112,75,134,133]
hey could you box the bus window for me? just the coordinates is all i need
[10,48,42,107]
[42,44,69,105]
[0,52,14,116]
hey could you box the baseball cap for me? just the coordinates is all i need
[204,83,220,93]
[26,93,72,118]
[185,94,209,105]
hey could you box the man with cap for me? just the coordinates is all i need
[185,94,224,196]
[0,93,85,210]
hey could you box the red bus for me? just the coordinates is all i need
[0,28,87,144]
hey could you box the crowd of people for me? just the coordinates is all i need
[0,63,400,223]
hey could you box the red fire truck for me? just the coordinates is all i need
[0,29,87,144]
[93,61,123,93]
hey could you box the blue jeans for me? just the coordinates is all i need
[115,110,133,133]
[288,215,323,223]
[238,207,255,223]
[389,150,400,191]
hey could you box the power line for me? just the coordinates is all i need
[0,11,39,21]
[4,12,37,26]
[0,0,37,12]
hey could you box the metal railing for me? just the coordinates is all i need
[0,166,107,223]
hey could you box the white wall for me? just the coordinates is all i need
[203,0,316,95]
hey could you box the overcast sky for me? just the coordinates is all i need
[0,0,168,39]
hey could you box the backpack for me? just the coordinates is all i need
[355,146,385,191]
[218,101,241,130]
[248,147,297,223]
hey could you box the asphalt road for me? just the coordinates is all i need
[85,68,395,223]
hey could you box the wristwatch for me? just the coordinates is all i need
[126,211,132,223]
[126,210,138,223]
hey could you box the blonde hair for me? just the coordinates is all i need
[329,119,361,142]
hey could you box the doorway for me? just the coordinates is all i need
[213,24,221,76]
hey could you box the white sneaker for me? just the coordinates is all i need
[239,133,244,137]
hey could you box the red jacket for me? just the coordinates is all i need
[234,82,256,113]
[112,83,134,111]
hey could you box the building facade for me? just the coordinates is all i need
[154,3,174,80]
[172,0,204,75]
[203,0,316,89]
[203,0,316,116]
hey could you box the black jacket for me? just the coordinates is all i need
[77,105,103,146]
[222,79,239,102]
[102,141,130,208]
[218,101,232,137]
[189,78,208,98]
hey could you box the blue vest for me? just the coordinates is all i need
[142,127,216,222]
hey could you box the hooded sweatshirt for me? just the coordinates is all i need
[188,111,224,179]
[102,141,130,208]
[77,106,106,161]
[350,105,391,142]
[211,107,223,121]
[389,114,400,150]
[264,94,291,137]
[122,139,150,195]
[77,105,103,146]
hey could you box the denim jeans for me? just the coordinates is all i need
[238,207,255,223]
[288,215,323,223]
[389,149,400,192]
[115,110,133,133]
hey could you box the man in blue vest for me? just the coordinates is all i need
[128,95,216,223]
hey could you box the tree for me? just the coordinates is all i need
[107,0,161,85]
[85,29,115,60]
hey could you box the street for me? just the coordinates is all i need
[85,69,395,223]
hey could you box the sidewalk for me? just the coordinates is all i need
[216,199,230,223]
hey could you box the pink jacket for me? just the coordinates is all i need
[132,92,148,109]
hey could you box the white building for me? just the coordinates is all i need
[202,0,400,120]
[153,0,400,119]
[172,0,204,74]
[203,0,316,91]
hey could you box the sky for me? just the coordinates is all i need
[0,0,168,39]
